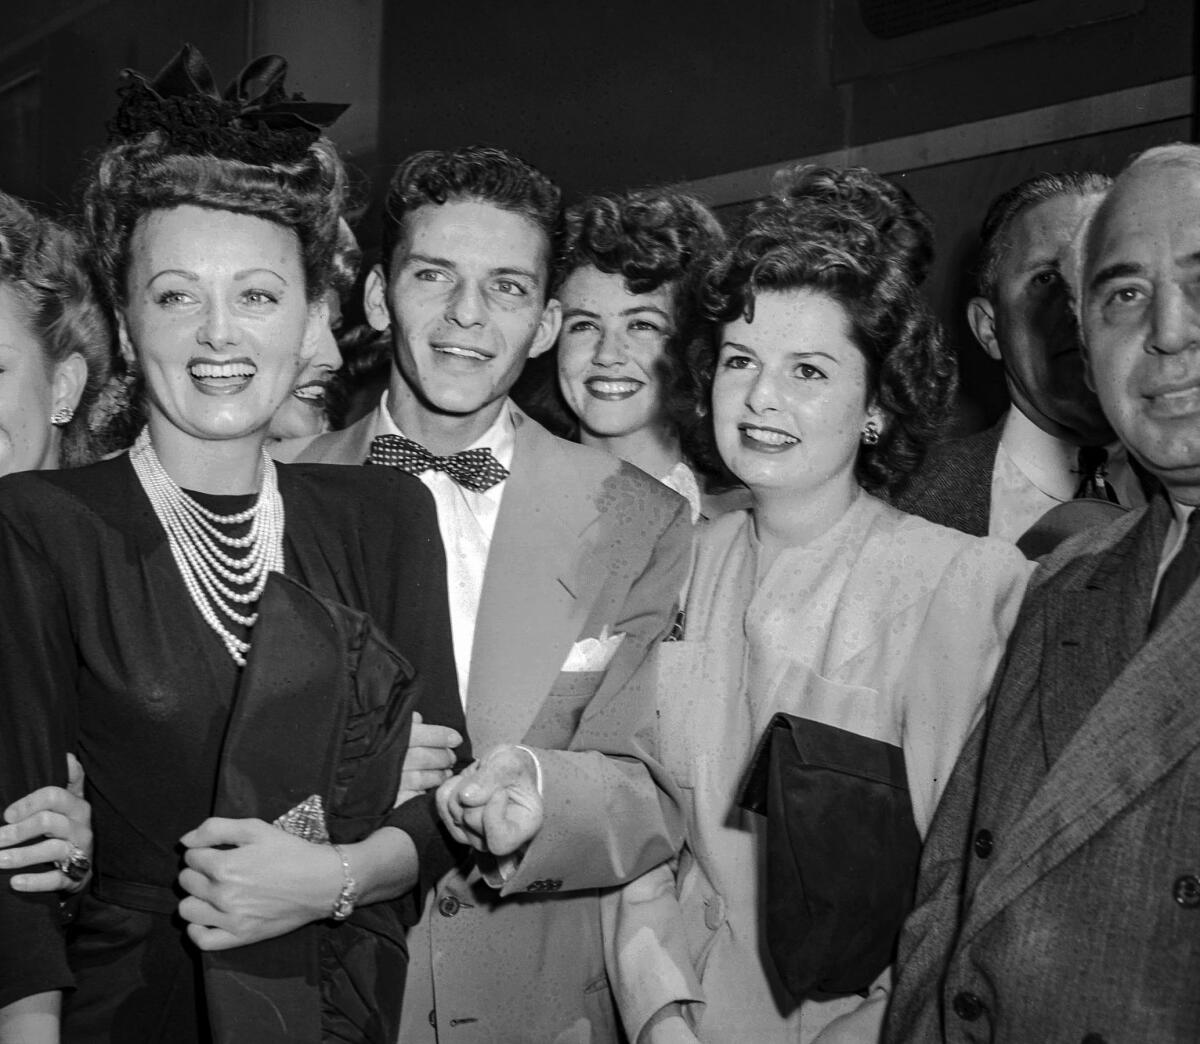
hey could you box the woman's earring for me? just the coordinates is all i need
[861,421,880,446]
[51,407,75,427]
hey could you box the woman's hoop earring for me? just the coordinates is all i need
[861,422,880,446]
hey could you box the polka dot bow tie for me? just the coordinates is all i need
[366,433,509,493]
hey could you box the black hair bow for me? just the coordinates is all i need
[108,43,348,164]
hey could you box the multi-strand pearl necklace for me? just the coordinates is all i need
[130,428,285,667]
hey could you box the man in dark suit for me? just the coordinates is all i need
[279,146,690,1042]
[886,144,1200,1042]
[897,171,1145,541]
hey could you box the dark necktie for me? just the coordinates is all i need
[1074,445,1121,504]
[366,433,509,493]
[1148,510,1200,633]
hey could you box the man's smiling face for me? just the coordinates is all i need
[368,198,559,425]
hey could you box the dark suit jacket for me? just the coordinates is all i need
[893,420,1004,537]
[885,493,1200,1042]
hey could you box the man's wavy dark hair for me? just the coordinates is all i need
[679,165,956,497]
[379,145,561,289]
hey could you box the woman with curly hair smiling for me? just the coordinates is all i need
[522,187,730,519]
[603,167,1033,1044]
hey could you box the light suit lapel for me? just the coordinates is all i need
[466,413,608,749]
[961,500,1200,945]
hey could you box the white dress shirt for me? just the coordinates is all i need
[989,408,1144,543]
[373,392,515,704]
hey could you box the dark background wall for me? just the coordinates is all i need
[376,0,1192,196]
[2,0,1195,424]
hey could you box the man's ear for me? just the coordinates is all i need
[298,297,330,365]
[364,264,391,333]
[527,297,562,361]
[967,296,1001,361]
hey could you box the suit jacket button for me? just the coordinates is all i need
[1174,874,1200,908]
[437,895,461,917]
[1080,1034,1107,1044]
[952,991,986,1022]
[973,829,994,858]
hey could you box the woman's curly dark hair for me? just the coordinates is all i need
[518,187,725,440]
[0,192,116,467]
[679,165,956,497]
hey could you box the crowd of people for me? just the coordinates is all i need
[0,42,1197,1044]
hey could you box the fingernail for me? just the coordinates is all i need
[10,875,27,890]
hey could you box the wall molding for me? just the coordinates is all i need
[680,76,1195,206]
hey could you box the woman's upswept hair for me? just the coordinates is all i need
[0,192,115,466]
[680,164,956,496]
[523,188,725,440]
[329,216,362,300]
[83,131,347,308]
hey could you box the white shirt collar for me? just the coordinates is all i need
[1000,407,1131,502]
[999,408,1079,501]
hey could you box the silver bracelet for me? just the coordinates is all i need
[330,843,359,921]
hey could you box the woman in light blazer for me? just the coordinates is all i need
[603,166,1033,1044]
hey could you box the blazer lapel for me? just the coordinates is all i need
[466,414,608,748]
[961,500,1200,945]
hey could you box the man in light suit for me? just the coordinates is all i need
[897,171,1146,542]
[279,146,690,1042]
[885,144,1200,1042]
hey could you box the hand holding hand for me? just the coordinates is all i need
[0,754,93,894]
[395,712,463,806]
[436,746,544,857]
[178,817,342,951]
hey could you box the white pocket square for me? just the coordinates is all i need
[562,627,625,672]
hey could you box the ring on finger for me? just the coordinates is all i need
[56,842,91,883]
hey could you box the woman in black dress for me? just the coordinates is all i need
[0,47,463,1043]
